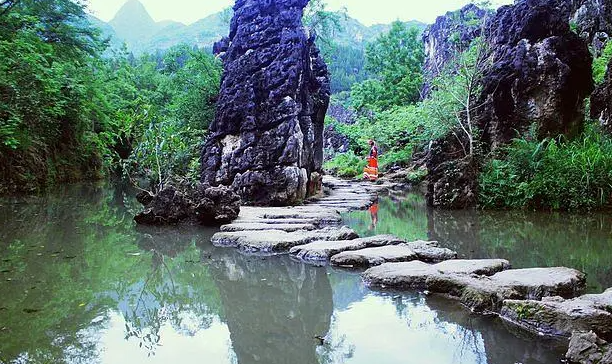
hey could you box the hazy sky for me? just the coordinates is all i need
[87,0,513,26]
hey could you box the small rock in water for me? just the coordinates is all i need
[22,308,41,314]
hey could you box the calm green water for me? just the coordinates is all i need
[0,184,586,364]
[344,191,612,293]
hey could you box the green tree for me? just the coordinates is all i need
[351,22,425,110]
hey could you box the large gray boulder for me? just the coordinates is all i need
[477,0,594,149]
[201,0,331,206]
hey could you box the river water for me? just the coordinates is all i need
[1,183,609,364]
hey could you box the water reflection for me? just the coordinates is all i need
[345,192,612,292]
[0,184,572,363]
[324,271,564,364]
[209,252,333,364]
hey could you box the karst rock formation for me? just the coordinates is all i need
[201,0,331,206]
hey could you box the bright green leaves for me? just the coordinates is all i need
[351,22,425,111]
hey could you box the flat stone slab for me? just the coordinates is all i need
[500,288,612,338]
[211,226,358,254]
[220,222,316,232]
[407,240,457,262]
[365,263,586,313]
[331,244,419,267]
[290,235,406,263]
[363,259,511,289]
[329,240,457,268]
[236,206,342,225]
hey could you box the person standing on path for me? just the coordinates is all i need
[363,140,379,181]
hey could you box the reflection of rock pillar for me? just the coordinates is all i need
[210,254,333,364]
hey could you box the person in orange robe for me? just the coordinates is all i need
[363,140,379,181]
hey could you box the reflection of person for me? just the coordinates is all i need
[363,140,379,181]
[369,202,379,230]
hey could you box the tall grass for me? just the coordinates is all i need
[479,124,612,210]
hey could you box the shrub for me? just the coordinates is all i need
[324,151,366,178]
[479,124,612,210]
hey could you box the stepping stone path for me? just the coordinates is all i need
[210,175,610,354]
[290,235,407,263]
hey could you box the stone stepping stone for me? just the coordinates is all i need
[364,263,586,313]
[406,240,457,262]
[220,222,317,232]
[233,218,321,225]
[211,226,358,254]
[330,241,457,268]
[501,288,612,339]
[331,244,419,267]
[289,235,406,263]
[237,206,342,225]
[363,259,510,289]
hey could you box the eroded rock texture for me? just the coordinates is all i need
[568,0,612,54]
[134,184,241,226]
[591,60,612,133]
[477,0,594,149]
[201,0,331,206]
[422,4,489,97]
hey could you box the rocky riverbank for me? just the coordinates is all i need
[210,176,612,364]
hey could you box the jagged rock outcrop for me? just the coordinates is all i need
[200,0,331,206]
[567,331,612,364]
[426,136,478,209]
[424,0,594,209]
[568,0,612,54]
[421,4,489,97]
[134,184,241,226]
[477,0,594,149]
[591,60,612,133]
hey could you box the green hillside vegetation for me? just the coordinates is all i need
[0,0,221,193]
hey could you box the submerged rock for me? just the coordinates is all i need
[134,183,241,226]
[200,0,331,206]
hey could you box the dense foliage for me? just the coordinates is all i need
[0,0,221,193]
[0,0,108,192]
[479,124,612,210]
[593,41,612,84]
[351,22,425,111]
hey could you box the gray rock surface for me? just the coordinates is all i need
[365,263,586,312]
[500,288,612,339]
[408,240,458,262]
[363,259,511,289]
[211,226,358,254]
[290,235,406,263]
[477,0,594,148]
[200,0,330,206]
[220,222,317,232]
[135,184,241,226]
[566,331,612,364]
[330,244,419,267]
[422,4,489,97]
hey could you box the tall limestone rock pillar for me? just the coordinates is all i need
[201,0,331,206]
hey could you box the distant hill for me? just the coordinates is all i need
[93,0,425,55]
